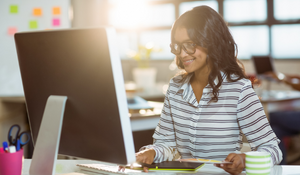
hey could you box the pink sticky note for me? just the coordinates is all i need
[8,27,17,35]
[52,18,60,26]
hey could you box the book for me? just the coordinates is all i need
[177,158,232,164]
[128,161,204,171]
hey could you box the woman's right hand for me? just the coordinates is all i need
[135,148,156,172]
[118,148,156,173]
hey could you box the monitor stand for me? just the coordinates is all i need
[29,95,68,175]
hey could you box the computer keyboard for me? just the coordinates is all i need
[76,164,142,175]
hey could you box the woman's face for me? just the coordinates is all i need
[174,27,209,74]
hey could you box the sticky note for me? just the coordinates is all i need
[52,18,60,26]
[10,5,18,14]
[8,27,17,35]
[29,21,38,29]
[53,7,61,15]
[33,8,42,16]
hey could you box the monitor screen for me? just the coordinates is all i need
[251,55,274,75]
[14,28,135,165]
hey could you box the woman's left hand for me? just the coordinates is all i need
[214,153,245,175]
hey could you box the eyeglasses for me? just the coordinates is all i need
[170,42,197,55]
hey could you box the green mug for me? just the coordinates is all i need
[245,151,271,175]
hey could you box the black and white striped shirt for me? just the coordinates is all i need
[142,73,282,165]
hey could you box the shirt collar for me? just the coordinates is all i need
[175,71,227,96]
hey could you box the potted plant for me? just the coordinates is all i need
[128,42,160,92]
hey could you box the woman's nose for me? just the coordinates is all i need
[180,48,189,58]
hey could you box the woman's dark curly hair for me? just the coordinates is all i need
[171,5,247,103]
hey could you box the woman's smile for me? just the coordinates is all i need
[182,58,195,66]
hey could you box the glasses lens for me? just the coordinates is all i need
[183,43,195,54]
[171,42,196,55]
[171,43,181,55]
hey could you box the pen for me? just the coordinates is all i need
[16,139,20,151]
[2,141,8,152]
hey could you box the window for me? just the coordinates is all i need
[116,32,138,59]
[140,30,173,59]
[179,1,218,15]
[274,0,300,20]
[107,0,300,60]
[109,3,174,28]
[271,24,300,59]
[230,25,269,59]
[224,0,267,22]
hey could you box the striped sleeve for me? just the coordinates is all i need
[140,81,179,162]
[236,80,283,165]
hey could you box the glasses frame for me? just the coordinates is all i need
[170,42,197,55]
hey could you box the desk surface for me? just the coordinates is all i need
[259,90,300,103]
[22,159,300,175]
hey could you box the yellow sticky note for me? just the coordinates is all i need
[53,7,61,15]
[10,5,18,14]
[33,8,42,16]
[29,21,38,29]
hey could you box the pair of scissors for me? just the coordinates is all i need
[7,124,31,151]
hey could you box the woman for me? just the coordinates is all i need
[130,6,282,175]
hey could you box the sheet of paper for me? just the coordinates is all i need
[177,158,232,164]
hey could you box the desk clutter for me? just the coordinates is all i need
[0,124,30,175]
[127,96,154,113]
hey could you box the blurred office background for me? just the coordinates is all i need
[0,0,300,164]
[72,0,300,88]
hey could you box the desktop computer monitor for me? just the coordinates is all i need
[251,55,275,80]
[14,28,136,165]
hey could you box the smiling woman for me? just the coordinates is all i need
[126,5,283,175]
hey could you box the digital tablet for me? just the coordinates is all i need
[127,161,204,171]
